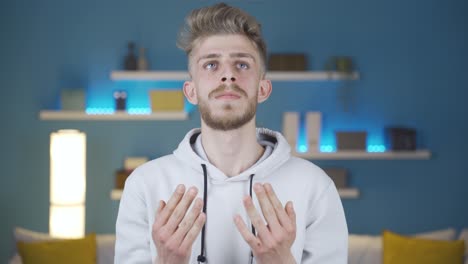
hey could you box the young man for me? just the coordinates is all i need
[115,3,348,264]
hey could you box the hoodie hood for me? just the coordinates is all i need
[173,128,291,183]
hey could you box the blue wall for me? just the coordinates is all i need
[1,0,467,261]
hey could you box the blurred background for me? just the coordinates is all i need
[1,0,467,262]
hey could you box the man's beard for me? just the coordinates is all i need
[198,84,257,131]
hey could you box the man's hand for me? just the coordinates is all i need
[152,185,206,264]
[234,183,296,264]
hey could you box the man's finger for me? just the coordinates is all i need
[179,212,206,252]
[165,186,199,234]
[285,201,296,231]
[170,198,203,243]
[243,196,273,242]
[154,200,166,221]
[264,183,292,229]
[253,183,281,231]
[234,214,261,252]
[154,185,185,229]
[157,200,166,214]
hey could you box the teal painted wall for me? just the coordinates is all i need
[1,0,467,261]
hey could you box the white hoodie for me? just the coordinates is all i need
[115,128,348,264]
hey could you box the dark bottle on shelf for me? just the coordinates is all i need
[124,42,137,70]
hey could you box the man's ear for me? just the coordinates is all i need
[183,81,198,105]
[257,79,272,103]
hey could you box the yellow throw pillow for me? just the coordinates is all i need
[383,230,465,264]
[17,233,97,264]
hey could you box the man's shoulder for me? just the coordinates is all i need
[126,154,180,183]
[283,156,327,175]
[280,156,333,186]
[138,153,178,169]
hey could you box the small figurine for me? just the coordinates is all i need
[124,42,137,71]
[114,90,127,111]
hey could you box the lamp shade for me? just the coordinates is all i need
[49,129,86,238]
[50,205,85,238]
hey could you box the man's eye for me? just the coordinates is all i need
[204,63,217,69]
[237,63,249,69]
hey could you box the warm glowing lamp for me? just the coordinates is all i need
[49,129,86,238]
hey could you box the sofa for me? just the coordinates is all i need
[10,227,468,264]
[349,228,468,264]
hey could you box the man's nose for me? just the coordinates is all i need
[221,76,236,82]
[220,64,237,83]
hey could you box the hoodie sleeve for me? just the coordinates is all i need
[115,172,154,264]
[301,182,348,264]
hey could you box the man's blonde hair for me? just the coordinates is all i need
[177,3,267,70]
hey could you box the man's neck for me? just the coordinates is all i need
[200,120,265,177]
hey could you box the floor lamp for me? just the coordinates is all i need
[49,129,86,238]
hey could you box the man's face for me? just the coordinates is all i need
[184,34,270,131]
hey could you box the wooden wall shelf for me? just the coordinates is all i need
[293,150,431,160]
[39,110,188,121]
[110,71,359,82]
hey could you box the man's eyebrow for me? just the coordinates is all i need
[230,52,255,61]
[196,52,256,63]
[197,53,221,63]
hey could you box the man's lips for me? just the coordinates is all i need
[214,92,241,99]
[209,84,247,99]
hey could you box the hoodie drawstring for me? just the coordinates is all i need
[249,173,255,264]
[197,164,256,264]
[197,164,208,263]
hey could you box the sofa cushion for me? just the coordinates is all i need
[458,229,468,264]
[10,227,115,264]
[383,230,465,264]
[17,233,96,264]
[348,228,457,264]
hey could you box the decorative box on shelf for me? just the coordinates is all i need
[149,90,185,112]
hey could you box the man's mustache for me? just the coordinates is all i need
[209,84,247,98]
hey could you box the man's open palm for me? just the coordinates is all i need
[234,183,297,264]
[152,185,206,264]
